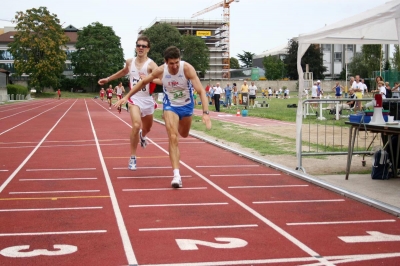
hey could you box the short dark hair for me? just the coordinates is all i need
[136,36,150,48]
[164,46,180,61]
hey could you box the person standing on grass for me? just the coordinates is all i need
[113,46,211,189]
[106,85,114,109]
[98,36,158,171]
[114,82,126,113]
[268,87,272,100]
[100,88,105,101]
[332,82,343,99]
[248,81,257,108]
[57,89,61,100]
[213,82,223,112]
[232,83,238,106]
[224,83,232,108]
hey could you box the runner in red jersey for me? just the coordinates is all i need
[106,85,113,109]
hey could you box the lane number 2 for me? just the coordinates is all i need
[0,244,77,258]
[176,237,247,251]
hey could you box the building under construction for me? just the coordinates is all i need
[138,18,229,80]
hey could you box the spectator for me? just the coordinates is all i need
[232,83,238,106]
[316,80,322,98]
[311,82,319,110]
[361,79,368,96]
[378,81,386,99]
[213,82,223,112]
[205,83,211,104]
[385,82,392,98]
[351,75,364,111]
[248,81,257,108]
[284,87,289,99]
[224,83,232,108]
[332,82,343,99]
[392,82,400,98]
[268,87,272,99]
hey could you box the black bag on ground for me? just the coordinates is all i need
[371,149,391,179]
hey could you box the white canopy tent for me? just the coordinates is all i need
[295,0,400,170]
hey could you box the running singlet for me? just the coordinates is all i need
[116,86,124,95]
[162,61,194,107]
[335,86,341,95]
[129,57,153,98]
[106,89,113,98]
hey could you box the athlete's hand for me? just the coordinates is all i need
[202,114,212,130]
[98,78,109,86]
[114,97,128,108]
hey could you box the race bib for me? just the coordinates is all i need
[108,93,112,97]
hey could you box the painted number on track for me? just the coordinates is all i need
[0,244,77,258]
[176,237,247,250]
[339,231,400,243]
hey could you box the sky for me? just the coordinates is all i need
[0,0,392,59]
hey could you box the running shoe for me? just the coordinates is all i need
[128,157,136,171]
[139,129,147,148]
[171,175,182,188]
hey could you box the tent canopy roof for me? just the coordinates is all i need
[298,0,400,45]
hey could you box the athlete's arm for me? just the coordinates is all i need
[147,61,163,85]
[113,65,163,107]
[184,63,211,130]
[98,59,131,85]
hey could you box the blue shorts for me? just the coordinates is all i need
[164,103,194,120]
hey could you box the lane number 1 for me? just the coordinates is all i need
[176,237,247,251]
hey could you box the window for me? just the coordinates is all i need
[346,44,353,51]
[0,50,14,60]
[334,52,342,62]
[322,44,331,51]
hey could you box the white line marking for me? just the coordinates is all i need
[123,187,207,192]
[0,144,99,149]
[0,101,55,121]
[196,165,259,168]
[148,140,334,266]
[129,203,228,208]
[117,175,191,179]
[0,170,8,172]
[9,190,100,194]
[210,173,280,177]
[19,178,98,181]
[287,219,397,226]
[0,230,106,237]
[253,199,345,204]
[87,99,137,264]
[26,168,96,171]
[139,224,258,232]
[113,166,171,170]
[0,100,68,136]
[0,207,103,212]
[229,185,309,189]
[0,101,77,193]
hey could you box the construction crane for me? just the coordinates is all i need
[191,0,239,79]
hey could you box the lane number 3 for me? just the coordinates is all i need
[0,245,77,258]
[176,237,247,251]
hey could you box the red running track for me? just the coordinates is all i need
[0,98,399,265]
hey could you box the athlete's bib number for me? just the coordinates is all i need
[173,91,185,100]
[108,93,112,97]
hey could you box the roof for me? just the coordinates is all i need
[0,31,77,44]
[254,43,288,59]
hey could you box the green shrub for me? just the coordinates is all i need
[6,84,29,96]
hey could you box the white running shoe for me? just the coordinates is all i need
[128,157,136,170]
[171,175,182,188]
[139,130,147,148]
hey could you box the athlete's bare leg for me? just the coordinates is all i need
[141,114,153,138]
[128,104,142,156]
[163,111,192,169]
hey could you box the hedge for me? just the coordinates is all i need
[6,84,29,96]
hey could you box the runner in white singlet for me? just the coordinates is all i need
[113,46,212,189]
[98,36,159,170]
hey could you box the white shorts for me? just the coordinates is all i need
[128,96,155,117]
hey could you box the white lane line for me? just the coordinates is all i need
[0,230,106,237]
[196,165,259,168]
[148,141,333,266]
[86,99,137,265]
[210,173,280,177]
[229,185,309,189]
[9,190,100,194]
[0,101,55,120]
[253,199,345,204]
[129,203,228,208]
[0,207,103,212]
[26,168,96,171]
[0,144,99,149]
[287,219,397,226]
[123,187,207,192]
[117,175,191,179]
[19,177,98,181]
[0,170,8,172]
[139,224,258,232]
[141,257,318,266]
[0,101,77,193]
[0,100,68,136]
[113,166,171,170]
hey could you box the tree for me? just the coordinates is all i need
[339,68,346,80]
[392,45,400,71]
[230,57,240,69]
[284,39,326,80]
[362,44,382,77]
[236,51,254,68]
[181,35,209,76]
[8,7,69,90]
[384,60,391,71]
[142,23,182,66]
[348,53,368,78]
[71,22,124,90]
[263,55,285,80]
